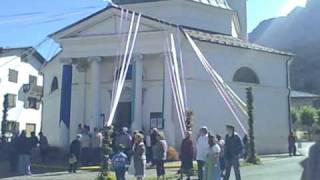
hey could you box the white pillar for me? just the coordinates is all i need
[75,61,88,125]
[132,54,143,131]
[162,53,176,146]
[89,57,102,131]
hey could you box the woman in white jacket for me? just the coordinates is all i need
[196,127,209,180]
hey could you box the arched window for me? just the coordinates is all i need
[50,77,59,92]
[233,67,260,84]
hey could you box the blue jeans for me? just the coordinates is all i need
[115,167,126,180]
[197,160,205,180]
[18,155,31,175]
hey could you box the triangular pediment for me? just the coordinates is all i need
[52,7,163,39]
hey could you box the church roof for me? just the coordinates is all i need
[112,0,230,9]
[291,91,320,98]
[50,5,292,57]
[190,0,230,9]
[183,29,293,56]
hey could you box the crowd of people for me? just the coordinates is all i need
[6,122,317,180]
[6,130,49,175]
[73,123,243,180]
[69,124,244,180]
[189,125,243,180]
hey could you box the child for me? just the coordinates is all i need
[112,145,128,180]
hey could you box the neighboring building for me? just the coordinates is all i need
[0,47,44,138]
[42,0,294,154]
[290,90,320,108]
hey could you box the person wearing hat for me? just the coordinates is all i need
[300,129,320,180]
[69,134,81,173]
[196,126,209,180]
[223,125,242,180]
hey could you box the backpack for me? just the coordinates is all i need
[112,153,127,169]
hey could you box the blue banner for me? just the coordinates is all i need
[59,64,73,128]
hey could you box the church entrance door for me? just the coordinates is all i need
[114,102,132,131]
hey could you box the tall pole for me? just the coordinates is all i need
[1,94,9,140]
[246,87,257,164]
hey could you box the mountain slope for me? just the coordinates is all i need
[249,0,320,94]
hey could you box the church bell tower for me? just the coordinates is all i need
[227,0,248,41]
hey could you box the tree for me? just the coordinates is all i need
[300,106,316,140]
[300,106,316,127]
[1,94,9,140]
[98,125,114,180]
[246,87,257,164]
[316,110,320,127]
[185,110,193,131]
[291,111,298,125]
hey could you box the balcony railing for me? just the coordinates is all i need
[22,83,43,98]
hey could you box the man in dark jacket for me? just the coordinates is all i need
[180,131,194,180]
[39,132,49,163]
[16,130,32,175]
[224,125,243,180]
[69,134,81,173]
[30,132,39,148]
[300,129,320,180]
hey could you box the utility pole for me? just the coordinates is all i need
[1,94,9,140]
[246,87,257,164]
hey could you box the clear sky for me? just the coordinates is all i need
[0,0,307,59]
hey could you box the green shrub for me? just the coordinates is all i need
[300,106,317,127]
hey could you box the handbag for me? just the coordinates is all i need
[68,153,77,164]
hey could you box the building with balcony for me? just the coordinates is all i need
[0,47,44,138]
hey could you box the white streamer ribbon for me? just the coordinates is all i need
[183,31,248,134]
[106,12,141,127]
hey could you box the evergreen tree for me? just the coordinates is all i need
[246,87,258,164]
[98,125,114,179]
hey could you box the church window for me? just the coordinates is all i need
[50,77,59,92]
[116,64,133,80]
[233,67,260,84]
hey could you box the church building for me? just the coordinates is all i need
[41,0,293,154]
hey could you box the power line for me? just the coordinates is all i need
[0,5,104,20]
[0,8,101,26]
[0,37,50,68]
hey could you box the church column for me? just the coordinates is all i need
[89,57,102,131]
[75,61,89,125]
[161,53,175,145]
[132,54,143,131]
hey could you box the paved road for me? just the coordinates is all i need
[2,142,312,180]
[231,156,304,180]
[2,155,305,180]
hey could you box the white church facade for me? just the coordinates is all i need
[41,0,293,154]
